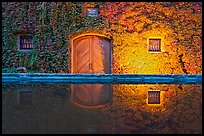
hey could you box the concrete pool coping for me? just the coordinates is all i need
[2,73,202,84]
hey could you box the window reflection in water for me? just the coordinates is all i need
[71,84,113,108]
[17,88,33,105]
[148,90,161,104]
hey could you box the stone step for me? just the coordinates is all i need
[2,73,202,84]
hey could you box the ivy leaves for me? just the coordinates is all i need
[2,2,202,74]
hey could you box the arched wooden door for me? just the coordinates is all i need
[72,35,111,74]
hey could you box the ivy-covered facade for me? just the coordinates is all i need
[2,2,202,74]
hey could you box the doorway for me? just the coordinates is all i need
[71,34,112,74]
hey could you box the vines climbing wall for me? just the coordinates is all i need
[2,2,202,74]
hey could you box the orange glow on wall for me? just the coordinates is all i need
[100,2,202,74]
[111,84,202,114]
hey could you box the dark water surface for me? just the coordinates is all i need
[2,83,202,134]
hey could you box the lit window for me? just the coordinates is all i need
[19,35,33,50]
[86,8,98,17]
[148,90,160,104]
[148,38,161,52]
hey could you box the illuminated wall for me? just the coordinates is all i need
[99,2,202,74]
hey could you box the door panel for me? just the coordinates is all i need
[92,36,104,73]
[91,36,111,74]
[92,53,104,73]
[101,37,111,74]
[73,37,90,73]
[73,35,111,74]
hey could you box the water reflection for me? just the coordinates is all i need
[147,90,160,104]
[71,84,113,108]
[2,84,202,134]
[16,89,33,105]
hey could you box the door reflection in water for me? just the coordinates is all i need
[71,84,113,108]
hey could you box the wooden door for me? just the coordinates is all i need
[72,35,111,74]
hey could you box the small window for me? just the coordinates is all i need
[19,35,33,50]
[148,38,161,52]
[86,8,98,17]
[148,90,160,104]
[17,34,33,51]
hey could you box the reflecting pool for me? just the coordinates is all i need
[2,83,202,134]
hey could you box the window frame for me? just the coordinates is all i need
[86,8,99,17]
[147,37,162,53]
[17,34,33,52]
[147,90,161,104]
